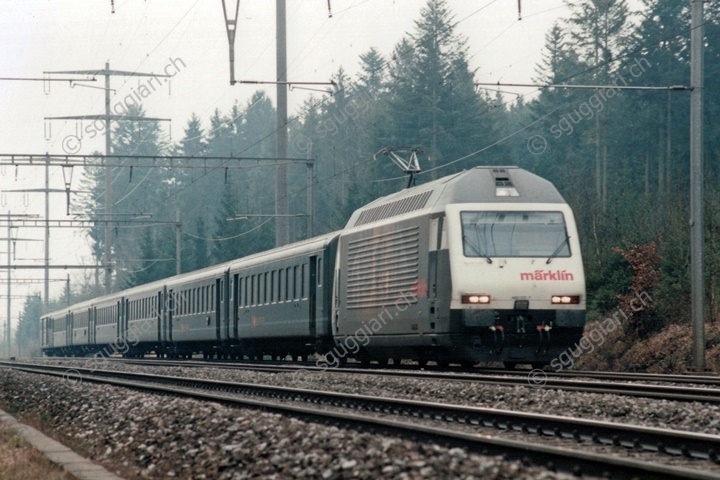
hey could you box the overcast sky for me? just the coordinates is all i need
[0,0,644,324]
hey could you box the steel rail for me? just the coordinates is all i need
[109,358,720,403]
[3,362,719,479]
[3,361,720,468]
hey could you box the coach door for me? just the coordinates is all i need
[157,291,164,343]
[89,307,96,345]
[232,273,240,339]
[223,272,230,340]
[66,312,73,347]
[167,290,174,343]
[215,278,225,341]
[309,256,317,338]
[118,299,128,346]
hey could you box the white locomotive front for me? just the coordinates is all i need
[333,166,586,368]
[446,202,585,368]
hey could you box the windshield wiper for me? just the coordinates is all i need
[546,236,570,264]
[463,234,492,264]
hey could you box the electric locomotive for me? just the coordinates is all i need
[332,166,586,368]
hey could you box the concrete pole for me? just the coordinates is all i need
[275,0,289,247]
[104,62,113,293]
[6,213,10,357]
[176,211,181,275]
[45,157,49,311]
[690,0,705,371]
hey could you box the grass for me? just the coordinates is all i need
[0,422,77,480]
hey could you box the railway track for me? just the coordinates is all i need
[105,357,720,404]
[2,360,720,479]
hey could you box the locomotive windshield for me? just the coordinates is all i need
[461,211,570,258]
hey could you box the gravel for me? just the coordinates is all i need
[0,366,582,480]
[35,358,720,436]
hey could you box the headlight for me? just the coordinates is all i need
[551,295,580,304]
[462,294,491,304]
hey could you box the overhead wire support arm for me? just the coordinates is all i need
[237,80,336,87]
[0,76,96,83]
[0,154,314,168]
[0,264,114,270]
[474,82,691,91]
[0,219,180,229]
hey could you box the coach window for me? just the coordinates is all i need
[250,275,255,306]
[256,274,261,306]
[292,267,297,300]
[285,267,290,301]
[242,277,247,307]
[278,270,283,302]
[317,258,323,286]
[245,276,250,307]
[262,272,267,304]
[241,277,245,307]
[270,271,275,303]
[301,264,306,299]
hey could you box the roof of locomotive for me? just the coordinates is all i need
[345,166,566,229]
